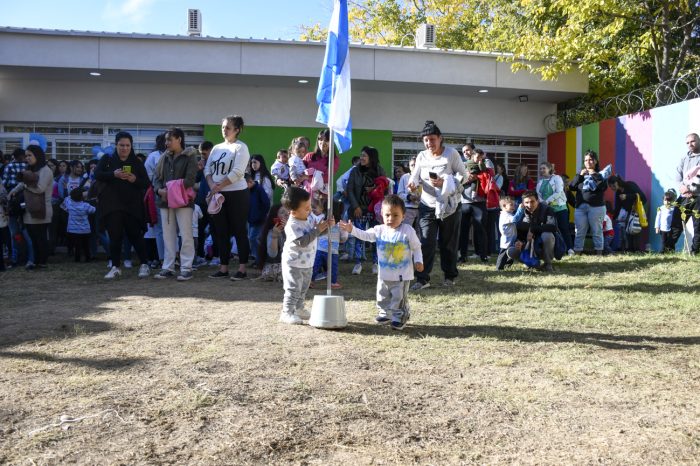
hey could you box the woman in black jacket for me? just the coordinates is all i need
[346,146,386,275]
[569,150,607,255]
[96,131,151,279]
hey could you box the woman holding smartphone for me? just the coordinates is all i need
[407,120,468,290]
[95,131,151,279]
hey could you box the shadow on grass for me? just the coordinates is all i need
[0,350,148,370]
[344,322,700,350]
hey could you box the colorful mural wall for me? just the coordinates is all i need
[546,97,700,251]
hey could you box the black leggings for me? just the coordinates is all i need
[25,223,49,266]
[211,189,250,266]
[67,232,91,261]
[104,211,148,267]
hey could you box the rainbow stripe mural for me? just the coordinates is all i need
[547,97,700,251]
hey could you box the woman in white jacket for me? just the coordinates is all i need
[536,161,573,254]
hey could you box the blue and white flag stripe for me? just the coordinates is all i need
[316,0,352,153]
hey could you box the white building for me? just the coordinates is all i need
[0,27,587,171]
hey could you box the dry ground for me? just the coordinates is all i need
[0,253,699,465]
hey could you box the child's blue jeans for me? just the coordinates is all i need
[313,250,339,283]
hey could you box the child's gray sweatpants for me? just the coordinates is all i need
[282,264,313,316]
[376,279,411,321]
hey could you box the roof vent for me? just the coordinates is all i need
[188,9,202,36]
[415,24,436,48]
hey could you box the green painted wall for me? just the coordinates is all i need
[581,123,600,156]
[203,125,393,180]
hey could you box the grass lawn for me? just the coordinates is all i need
[0,253,698,464]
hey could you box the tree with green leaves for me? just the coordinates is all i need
[300,0,700,99]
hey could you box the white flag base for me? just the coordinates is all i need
[309,295,347,329]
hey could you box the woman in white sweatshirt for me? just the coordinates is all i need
[205,115,251,281]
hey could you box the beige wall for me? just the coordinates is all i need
[0,78,555,138]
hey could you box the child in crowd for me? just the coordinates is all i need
[603,202,615,254]
[496,196,520,270]
[270,149,291,189]
[257,204,288,281]
[279,187,330,325]
[309,197,325,225]
[339,195,423,331]
[287,137,309,187]
[61,187,96,262]
[246,174,271,266]
[183,203,206,268]
[656,189,681,253]
[312,200,348,289]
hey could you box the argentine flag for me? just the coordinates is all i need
[316,0,352,153]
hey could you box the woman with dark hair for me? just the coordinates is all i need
[96,131,151,279]
[302,129,340,196]
[569,150,607,255]
[248,154,274,202]
[407,121,468,289]
[346,146,387,274]
[494,160,509,196]
[205,115,251,281]
[153,127,198,281]
[56,160,69,181]
[9,145,53,269]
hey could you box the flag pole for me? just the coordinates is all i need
[327,130,334,296]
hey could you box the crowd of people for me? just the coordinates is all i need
[1,119,699,327]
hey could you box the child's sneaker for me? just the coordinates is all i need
[391,309,410,331]
[177,270,193,281]
[314,272,327,281]
[339,253,349,261]
[296,309,311,320]
[230,271,248,281]
[279,312,303,325]
[208,257,221,267]
[352,263,362,275]
[123,260,133,269]
[375,314,390,325]
[154,269,175,279]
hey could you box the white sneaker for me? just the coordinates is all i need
[371,263,378,274]
[104,266,121,280]
[567,249,575,256]
[352,263,362,275]
[137,264,150,279]
[107,260,112,269]
[296,309,311,320]
[123,260,133,269]
[208,257,220,266]
[279,312,303,325]
[339,253,349,261]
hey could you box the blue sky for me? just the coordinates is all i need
[2,0,333,40]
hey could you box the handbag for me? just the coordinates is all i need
[634,193,648,228]
[627,212,642,235]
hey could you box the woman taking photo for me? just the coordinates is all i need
[536,161,574,255]
[153,127,199,281]
[302,129,340,197]
[407,120,468,289]
[569,150,607,255]
[346,146,387,275]
[205,115,251,281]
[96,131,151,279]
[10,145,53,269]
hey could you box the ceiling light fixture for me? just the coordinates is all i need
[519,95,529,102]
[90,71,102,77]
[478,89,488,93]
[298,79,309,84]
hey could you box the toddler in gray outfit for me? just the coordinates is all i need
[279,187,331,325]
